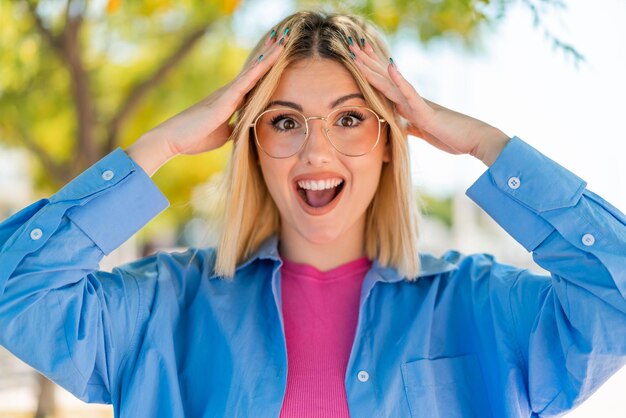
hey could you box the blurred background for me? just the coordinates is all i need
[0,0,624,417]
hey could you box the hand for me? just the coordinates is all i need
[140,31,290,158]
[349,41,510,166]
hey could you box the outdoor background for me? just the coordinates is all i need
[1,0,625,417]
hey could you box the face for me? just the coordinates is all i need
[255,58,391,247]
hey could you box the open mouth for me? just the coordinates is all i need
[296,180,346,208]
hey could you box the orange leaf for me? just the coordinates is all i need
[220,0,242,15]
[107,0,121,14]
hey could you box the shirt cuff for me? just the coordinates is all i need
[61,147,170,255]
[465,136,587,252]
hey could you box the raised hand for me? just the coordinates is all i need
[161,31,289,157]
[127,30,289,175]
[348,40,510,166]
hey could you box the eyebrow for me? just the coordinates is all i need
[265,93,366,112]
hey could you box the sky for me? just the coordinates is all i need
[398,0,626,212]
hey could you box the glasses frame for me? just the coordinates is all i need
[249,105,387,159]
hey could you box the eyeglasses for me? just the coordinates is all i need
[249,105,387,159]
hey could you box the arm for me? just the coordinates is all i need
[466,136,626,415]
[0,147,169,403]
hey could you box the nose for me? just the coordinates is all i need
[299,117,335,163]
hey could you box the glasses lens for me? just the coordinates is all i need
[327,106,380,156]
[255,109,306,158]
[255,107,380,158]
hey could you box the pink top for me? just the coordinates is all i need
[278,255,372,417]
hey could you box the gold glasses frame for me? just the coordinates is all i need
[249,105,387,159]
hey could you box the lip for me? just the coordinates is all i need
[292,172,346,217]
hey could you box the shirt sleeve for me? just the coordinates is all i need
[465,136,626,416]
[0,147,169,404]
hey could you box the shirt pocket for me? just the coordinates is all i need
[401,354,493,418]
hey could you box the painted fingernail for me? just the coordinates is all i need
[269,29,276,40]
[389,57,395,66]
[279,37,285,46]
[283,27,289,36]
[360,37,366,47]
[257,54,264,63]
[349,51,356,60]
[348,36,354,46]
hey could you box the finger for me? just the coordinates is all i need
[353,55,408,110]
[251,32,287,69]
[349,43,387,75]
[264,28,277,46]
[348,41,409,107]
[247,30,284,71]
[361,40,384,65]
[250,42,275,69]
[387,64,432,116]
[235,34,288,96]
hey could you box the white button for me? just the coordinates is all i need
[582,233,595,246]
[102,170,115,181]
[30,228,43,240]
[507,176,521,190]
[357,370,369,382]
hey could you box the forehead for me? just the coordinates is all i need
[269,58,364,111]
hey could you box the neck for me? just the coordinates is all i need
[278,217,367,272]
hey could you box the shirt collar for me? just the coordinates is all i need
[211,233,458,281]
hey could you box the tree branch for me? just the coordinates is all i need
[24,0,96,167]
[65,0,87,30]
[520,0,585,65]
[104,25,211,153]
[62,0,97,166]
[23,0,63,55]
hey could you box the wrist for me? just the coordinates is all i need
[474,128,511,167]
[125,134,176,177]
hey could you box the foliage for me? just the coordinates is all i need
[419,193,454,228]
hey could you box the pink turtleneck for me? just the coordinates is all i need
[278,255,372,418]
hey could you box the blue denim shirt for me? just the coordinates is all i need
[1,136,625,418]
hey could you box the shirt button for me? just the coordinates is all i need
[30,228,43,240]
[507,176,521,190]
[357,370,369,382]
[581,233,595,246]
[101,170,115,181]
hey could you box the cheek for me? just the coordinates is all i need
[348,160,384,201]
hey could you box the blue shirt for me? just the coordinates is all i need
[1,136,625,418]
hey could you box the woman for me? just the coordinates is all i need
[1,9,625,418]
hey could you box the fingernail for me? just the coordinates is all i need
[389,57,395,66]
[257,54,264,63]
[349,51,356,60]
[360,37,365,47]
[283,27,289,36]
[269,29,276,40]
[279,37,285,46]
[348,36,354,46]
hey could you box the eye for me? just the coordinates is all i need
[336,110,366,128]
[269,113,301,132]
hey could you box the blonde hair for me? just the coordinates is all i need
[212,8,422,280]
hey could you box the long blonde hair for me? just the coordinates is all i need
[211,9,421,280]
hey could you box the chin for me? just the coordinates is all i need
[296,225,343,244]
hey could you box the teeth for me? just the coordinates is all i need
[297,178,343,190]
